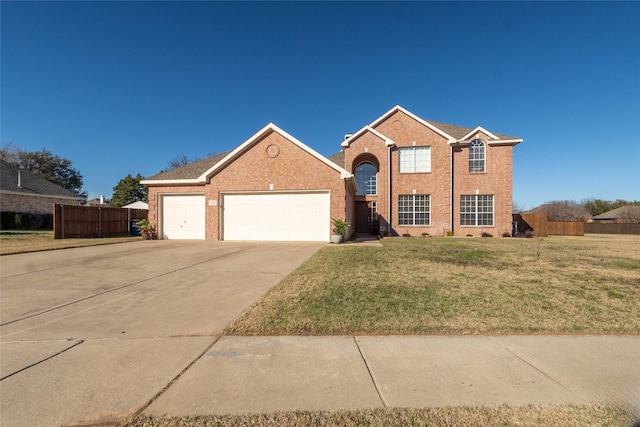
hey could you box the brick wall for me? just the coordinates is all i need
[147,130,349,240]
[0,193,82,215]
[341,110,515,237]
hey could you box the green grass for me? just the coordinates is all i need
[226,235,640,335]
[121,405,636,427]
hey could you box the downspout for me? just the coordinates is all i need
[388,144,392,235]
[449,140,457,235]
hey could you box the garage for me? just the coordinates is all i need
[161,194,205,239]
[223,191,330,241]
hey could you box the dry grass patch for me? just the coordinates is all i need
[0,230,140,255]
[226,234,640,335]
[122,405,636,427]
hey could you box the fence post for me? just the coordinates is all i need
[61,205,65,239]
[98,207,102,238]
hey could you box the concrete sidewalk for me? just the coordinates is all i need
[143,335,640,418]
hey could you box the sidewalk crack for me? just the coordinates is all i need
[353,336,388,408]
[131,336,222,417]
[0,339,84,381]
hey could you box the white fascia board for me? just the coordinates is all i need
[460,126,500,141]
[448,138,523,147]
[341,126,395,148]
[140,178,202,185]
[369,105,455,141]
[488,139,523,146]
[198,123,353,181]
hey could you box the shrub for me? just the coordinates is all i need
[402,233,412,237]
[0,211,53,230]
[502,232,512,238]
[332,218,350,237]
[481,232,493,238]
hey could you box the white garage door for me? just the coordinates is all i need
[161,195,205,239]
[223,192,330,241]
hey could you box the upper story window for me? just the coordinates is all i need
[399,146,431,173]
[469,139,485,173]
[355,162,377,195]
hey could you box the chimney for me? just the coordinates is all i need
[100,195,105,205]
[17,171,21,188]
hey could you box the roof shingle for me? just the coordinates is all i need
[0,159,84,199]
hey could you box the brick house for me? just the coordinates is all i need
[0,159,86,215]
[142,106,522,241]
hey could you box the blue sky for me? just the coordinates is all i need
[2,1,639,209]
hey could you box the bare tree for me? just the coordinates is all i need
[538,200,591,221]
[0,141,22,164]
[167,154,191,169]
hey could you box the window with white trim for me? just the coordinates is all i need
[355,162,377,195]
[469,140,485,173]
[399,194,430,225]
[399,146,431,173]
[460,195,494,226]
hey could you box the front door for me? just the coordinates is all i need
[355,201,375,234]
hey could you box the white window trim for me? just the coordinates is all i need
[460,194,494,227]
[469,139,486,173]
[399,146,431,173]
[355,162,377,196]
[398,194,431,226]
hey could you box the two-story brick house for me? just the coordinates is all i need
[141,105,522,240]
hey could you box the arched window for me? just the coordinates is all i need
[469,140,485,173]
[355,162,377,195]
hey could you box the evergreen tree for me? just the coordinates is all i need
[109,173,148,207]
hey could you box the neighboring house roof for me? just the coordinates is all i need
[142,123,352,184]
[0,159,85,200]
[123,201,149,209]
[592,205,640,220]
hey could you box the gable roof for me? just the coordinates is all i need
[142,123,352,185]
[369,105,523,145]
[0,159,85,200]
[143,151,232,182]
[327,151,345,169]
[340,125,395,148]
[592,205,640,220]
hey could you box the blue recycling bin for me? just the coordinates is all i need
[130,221,141,236]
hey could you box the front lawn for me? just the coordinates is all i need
[0,230,140,255]
[226,234,640,335]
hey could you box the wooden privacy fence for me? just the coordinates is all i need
[547,221,584,236]
[54,204,148,239]
[585,223,640,235]
[513,213,585,236]
[513,213,548,237]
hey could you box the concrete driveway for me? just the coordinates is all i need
[0,240,324,427]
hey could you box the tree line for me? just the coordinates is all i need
[523,199,640,221]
